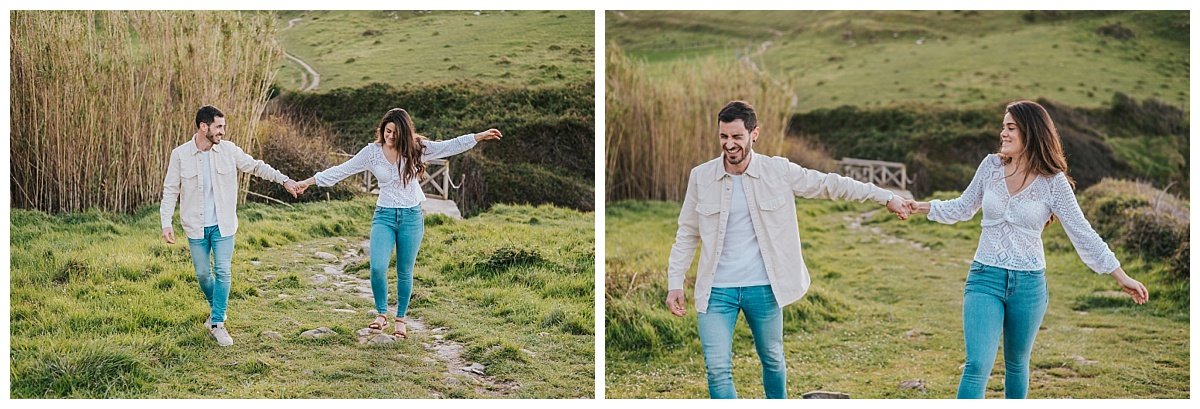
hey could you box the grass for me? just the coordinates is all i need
[274,10,594,91]
[604,195,1188,398]
[607,10,1189,111]
[10,196,594,398]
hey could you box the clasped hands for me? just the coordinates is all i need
[285,178,317,198]
[885,196,929,220]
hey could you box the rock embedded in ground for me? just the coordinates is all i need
[314,251,337,261]
[323,266,340,275]
[463,363,486,376]
[261,331,283,340]
[311,274,329,284]
[332,308,356,314]
[249,260,261,266]
[802,391,850,399]
[1071,355,1098,365]
[300,327,336,339]
[899,379,926,392]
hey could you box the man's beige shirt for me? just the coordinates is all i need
[668,153,893,313]
[160,139,290,239]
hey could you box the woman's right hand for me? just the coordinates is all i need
[296,177,315,195]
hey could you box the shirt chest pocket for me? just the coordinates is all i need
[213,155,238,186]
[180,161,200,191]
[695,202,721,237]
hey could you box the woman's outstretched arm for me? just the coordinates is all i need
[1048,172,1148,304]
[297,144,373,191]
[920,155,993,223]
[421,129,502,161]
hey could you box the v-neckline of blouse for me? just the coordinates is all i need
[377,144,400,166]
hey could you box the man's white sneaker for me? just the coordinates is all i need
[210,323,234,347]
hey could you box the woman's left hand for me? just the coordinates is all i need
[1111,268,1149,305]
[475,128,502,142]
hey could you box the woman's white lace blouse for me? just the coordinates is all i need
[928,154,1119,274]
[314,134,477,208]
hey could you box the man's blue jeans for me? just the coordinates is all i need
[369,206,424,317]
[958,261,1048,399]
[187,225,235,324]
[697,285,786,399]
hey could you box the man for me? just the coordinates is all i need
[161,105,302,346]
[665,101,912,398]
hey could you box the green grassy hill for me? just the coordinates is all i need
[605,197,1187,398]
[607,11,1188,111]
[275,10,594,91]
[10,197,594,398]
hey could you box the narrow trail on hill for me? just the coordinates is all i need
[281,17,321,92]
[313,238,519,397]
[844,208,931,252]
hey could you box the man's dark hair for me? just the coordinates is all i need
[195,105,225,129]
[717,100,757,131]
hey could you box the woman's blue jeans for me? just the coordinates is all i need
[957,261,1048,399]
[369,206,424,318]
[187,225,235,324]
[697,285,787,399]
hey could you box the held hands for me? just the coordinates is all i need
[665,289,687,317]
[885,196,913,220]
[284,178,316,198]
[474,128,502,142]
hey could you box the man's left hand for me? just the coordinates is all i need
[886,196,911,220]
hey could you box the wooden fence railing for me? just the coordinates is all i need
[835,157,910,191]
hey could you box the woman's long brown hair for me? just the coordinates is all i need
[1000,100,1075,225]
[374,108,427,187]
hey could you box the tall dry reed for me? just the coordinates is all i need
[606,43,796,202]
[11,11,281,213]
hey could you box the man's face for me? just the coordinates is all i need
[718,119,757,166]
[201,116,226,145]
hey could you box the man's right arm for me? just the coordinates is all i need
[160,150,180,244]
[666,169,701,315]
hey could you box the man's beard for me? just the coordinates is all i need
[207,130,221,144]
[724,145,750,165]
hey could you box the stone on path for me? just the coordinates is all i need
[463,363,486,376]
[899,379,926,392]
[300,327,336,339]
[314,251,337,261]
[802,391,850,399]
[311,274,329,284]
[323,266,341,275]
[1070,355,1098,365]
[332,308,356,314]
[249,260,261,266]
[261,331,283,340]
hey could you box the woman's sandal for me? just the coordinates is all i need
[367,314,388,333]
[392,318,408,339]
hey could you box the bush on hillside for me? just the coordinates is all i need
[249,113,358,204]
[1078,179,1189,279]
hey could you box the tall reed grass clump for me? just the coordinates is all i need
[605,43,795,201]
[11,11,282,213]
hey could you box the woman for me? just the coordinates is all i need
[296,108,501,338]
[909,100,1148,398]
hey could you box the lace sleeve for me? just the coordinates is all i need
[928,155,992,224]
[314,145,373,187]
[1049,173,1120,274]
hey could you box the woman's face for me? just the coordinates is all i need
[1000,112,1024,158]
[383,122,398,147]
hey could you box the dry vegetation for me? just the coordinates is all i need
[605,43,802,202]
[11,11,281,213]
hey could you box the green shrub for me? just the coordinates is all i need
[1079,179,1189,279]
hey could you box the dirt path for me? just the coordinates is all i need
[313,239,519,397]
[280,17,321,92]
[844,208,930,251]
